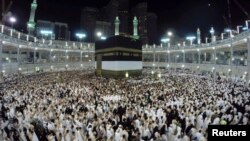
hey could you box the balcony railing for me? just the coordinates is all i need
[1,24,250,53]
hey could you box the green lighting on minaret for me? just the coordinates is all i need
[27,0,38,35]
[133,16,139,39]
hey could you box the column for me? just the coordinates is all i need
[168,52,170,64]
[33,49,36,64]
[244,52,247,66]
[1,25,4,33]
[230,40,233,66]
[214,50,217,65]
[91,46,94,62]
[214,49,217,65]
[230,39,233,78]
[165,52,168,68]
[88,44,90,67]
[0,40,2,77]
[153,50,155,70]
[49,50,52,63]
[17,46,20,65]
[247,37,250,82]
[183,51,185,64]
[175,53,177,72]
[204,52,207,62]
[157,53,160,70]
[198,50,201,64]
[192,52,195,63]
[39,52,42,60]
[65,51,67,63]
[80,51,83,62]
[9,51,12,63]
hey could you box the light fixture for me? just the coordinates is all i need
[101,36,107,40]
[76,33,86,39]
[225,29,231,33]
[97,32,102,37]
[161,38,170,43]
[9,17,16,24]
[125,72,129,78]
[210,27,215,34]
[186,36,196,45]
[40,30,53,35]
[242,27,248,31]
[151,71,155,74]
[167,31,173,37]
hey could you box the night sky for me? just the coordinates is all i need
[148,0,250,38]
[8,0,250,40]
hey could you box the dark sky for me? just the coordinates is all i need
[10,0,146,32]
[8,0,250,40]
[148,0,250,38]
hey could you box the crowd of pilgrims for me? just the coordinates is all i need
[0,70,250,141]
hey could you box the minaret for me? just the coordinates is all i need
[133,16,138,37]
[210,27,216,42]
[27,0,38,35]
[115,16,120,35]
[197,28,201,45]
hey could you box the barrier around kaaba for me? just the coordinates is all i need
[95,35,142,78]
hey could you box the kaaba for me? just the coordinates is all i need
[95,35,142,78]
